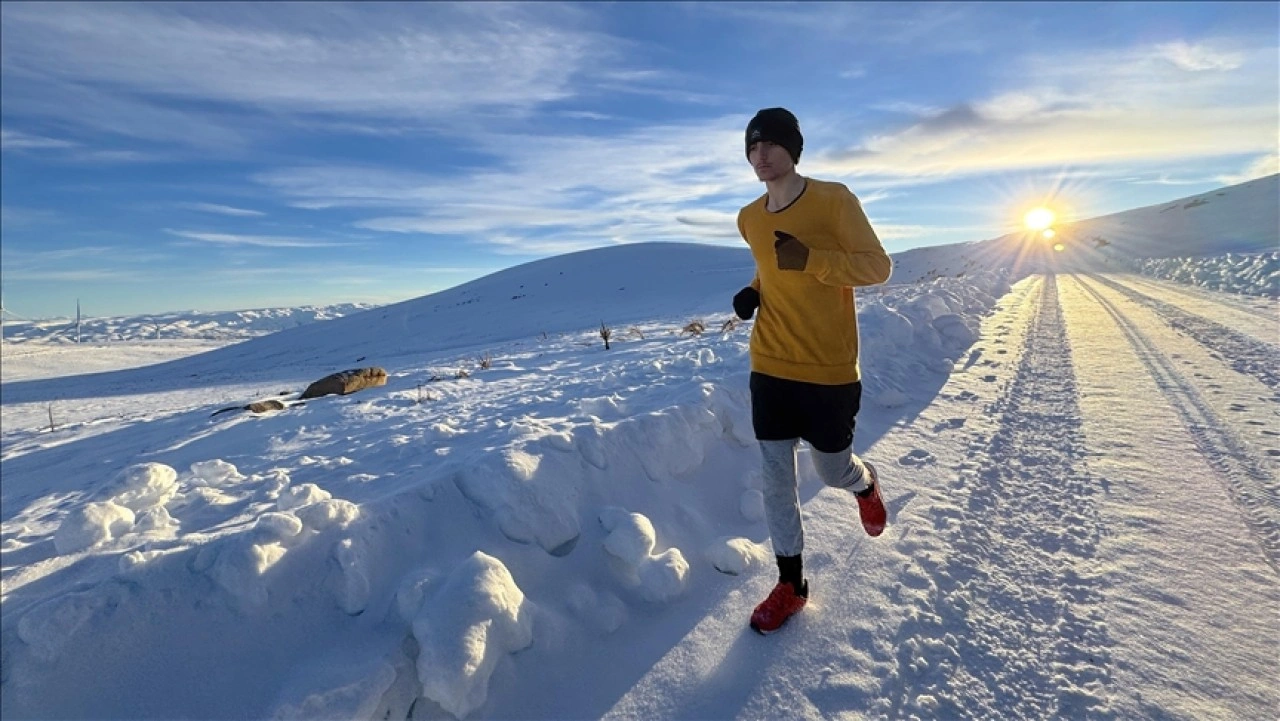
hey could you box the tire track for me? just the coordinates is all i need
[884,275,1114,720]
[1085,273,1280,389]
[1123,274,1277,326]
[1074,275,1280,572]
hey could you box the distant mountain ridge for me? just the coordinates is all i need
[1,303,377,344]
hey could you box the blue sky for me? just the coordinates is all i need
[2,2,1276,318]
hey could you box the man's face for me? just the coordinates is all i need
[748,140,794,181]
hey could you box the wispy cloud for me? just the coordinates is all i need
[0,129,173,164]
[193,262,491,281]
[1,206,63,228]
[0,2,618,148]
[557,111,614,121]
[73,149,170,164]
[0,129,77,150]
[1158,41,1245,72]
[255,118,755,254]
[0,245,172,284]
[181,203,266,217]
[1217,153,1280,186]
[814,40,1277,182]
[690,3,988,53]
[165,230,354,248]
[0,268,145,283]
[856,189,894,205]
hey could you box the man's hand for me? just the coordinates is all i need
[733,286,761,320]
[774,231,809,271]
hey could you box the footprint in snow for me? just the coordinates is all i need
[981,375,997,383]
[954,390,979,402]
[900,449,936,467]
[933,418,966,433]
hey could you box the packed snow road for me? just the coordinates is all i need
[609,273,1278,721]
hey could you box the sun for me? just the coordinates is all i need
[1024,207,1056,231]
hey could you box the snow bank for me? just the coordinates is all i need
[1128,251,1279,297]
[857,269,1011,402]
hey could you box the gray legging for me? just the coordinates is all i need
[760,439,870,557]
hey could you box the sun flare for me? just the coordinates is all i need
[1025,207,1056,231]
[1042,229,1056,239]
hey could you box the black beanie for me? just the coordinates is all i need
[745,107,803,164]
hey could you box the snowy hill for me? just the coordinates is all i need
[888,173,1279,284]
[0,243,758,401]
[1,176,1277,721]
[1,303,377,344]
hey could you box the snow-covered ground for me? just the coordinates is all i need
[1,177,1277,720]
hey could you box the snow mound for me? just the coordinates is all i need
[707,536,770,575]
[53,501,136,554]
[409,552,535,719]
[94,462,180,511]
[188,459,247,487]
[208,537,289,609]
[295,499,360,531]
[453,447,582,555]
[599,507,690,602]
[278,483,332,511]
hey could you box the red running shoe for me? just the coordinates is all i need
[750,580,808,634]
[856,462,886,537]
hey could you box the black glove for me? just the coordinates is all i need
[733,286,760,320]
[774,231,809,271]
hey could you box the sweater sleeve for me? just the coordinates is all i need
[805,189,892,288]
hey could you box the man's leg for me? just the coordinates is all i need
[809,444,872,493]
[760,439,804,563]
[751,438,810,633]
[810,445,886,537]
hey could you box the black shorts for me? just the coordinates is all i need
[750,372,862,454]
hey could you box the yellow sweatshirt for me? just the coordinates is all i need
[737,177,892,385]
